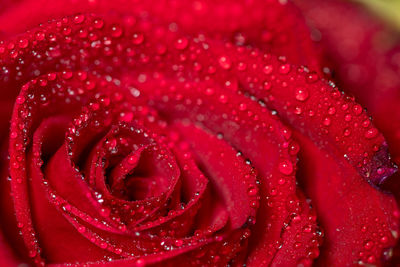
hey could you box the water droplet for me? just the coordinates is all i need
[247,186,258,196]
[18,39,29,48]
[62,26,72,36]
[263,65,273,74]
[363,240,374,250]
[239,103,247,111]
[237,62,247,71]
[295,88,309,101]
[128,155,138,165]
[28,250,37,258]
[306,72,318,83]
[73,14,85,24]
[62,71,73,80]
[205,87,214,95]
[380,236,389,244]
[247,216,256,225]
[279,64,291,74]
[130,32,144,45]
[294,107,302,115]
[365,128,378,139]
[93,18,104,29]
[35,31,45,41]
[263,81,272,91]
[343,128,351,137]
[289,142,300,155]
[174,37,188,50]
[294,242,302,249]
[366,255,376,264]
[278,160,293,175]
[323,117,331,126]
[218,94,228,104]
[362,120,370,128]
[10,131,17,139]
[16,96,25,104]
[353,104,362,115]
[328,107,336,115]
[175,239,183,247]
[111,25,123,38]
[303,224,312,233]
[218,56,232,69]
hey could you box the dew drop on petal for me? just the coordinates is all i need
[363,240,374,250]
[35,31,45,41]
[263,81,272,91]
[328,107,336,115]
[18,39,29,48]
[380,236,389,244]
[289,142,300,155]
[353,104,363,115]
[132,32,144,45]
[278,160,293,175]
[73,14,85,24]
[237,62,247,71]
[111,25,123,38]
[306,72,319,83]
[205,87,214,96]
[247,186,258,196]
[279,63,291,74]
[175,239,183,247]
[10,131,17,139]
[218,56,232,70]
[28,250,37,258]
[295,88,309,102]
[93,18,104,29]
[219,94,228,104]
[367,255,376,264]
[323,117,331,126]
[16,96,25,104]
[174,37,188,50]
[263,65,273,75]
[365,128,378,139]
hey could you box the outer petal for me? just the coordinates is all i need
[295,131,399,266]
[0,0,320,68]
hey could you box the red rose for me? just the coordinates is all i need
[0,0,398,266]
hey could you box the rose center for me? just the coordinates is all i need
[107,145,170,201]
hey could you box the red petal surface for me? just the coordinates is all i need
[0,1,397,266]
[296,131,399,266]
[294,0,400,165]
[293,0,400,263]
[0,0,319,68]
[0,14,321,265]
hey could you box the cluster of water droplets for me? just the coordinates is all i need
[0,9,397,266]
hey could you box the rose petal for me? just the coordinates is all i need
[0,0,319,68]
[295,130,399,266]
[174,123,258,229]
[133,76,321,264]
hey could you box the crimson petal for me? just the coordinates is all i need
[296,131,399,266]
